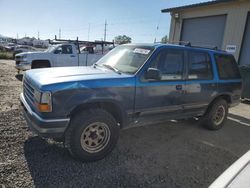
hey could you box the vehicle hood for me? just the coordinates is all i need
[16,51,47,57]
[24,66,134,91]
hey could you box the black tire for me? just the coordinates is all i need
[65,108,119,162]
[201,99,228,130]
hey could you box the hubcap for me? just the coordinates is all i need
[212,105,226,126]
[80,122,110,153]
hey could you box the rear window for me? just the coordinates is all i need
[215,54,241,79]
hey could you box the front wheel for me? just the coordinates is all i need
[65,108,119,162]
[201,99,228,130]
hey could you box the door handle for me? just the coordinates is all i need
[70,55,75,57]
[176,85,182,91]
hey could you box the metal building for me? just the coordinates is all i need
[162,0,250,65]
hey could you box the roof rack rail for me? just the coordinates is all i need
[167,41,224,51]
[49,35,114,46]
[190,44,219,51]
[168,41,191,46]
[48,35,115,54]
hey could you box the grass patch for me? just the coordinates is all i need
[0,51,14,59]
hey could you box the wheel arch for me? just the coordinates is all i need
[205,93,232,115]
[69,100,128,128]
[31,59,51,68]
[211,93,232,104]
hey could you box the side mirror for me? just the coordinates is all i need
[145,68,161,80]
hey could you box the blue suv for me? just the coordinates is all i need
[20,43,242,161]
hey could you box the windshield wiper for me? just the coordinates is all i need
[102,64,121,74]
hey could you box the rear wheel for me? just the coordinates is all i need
[202,99,228,130]
[65,108,119,162]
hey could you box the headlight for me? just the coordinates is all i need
[35,91,52,112]
[41,92,51,104]
[22,54,27,59]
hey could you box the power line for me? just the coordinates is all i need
[59,28,61,39]
[87,23,91,41]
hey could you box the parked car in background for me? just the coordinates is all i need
[15,42,112,73]
[210,150,250,188]
[20,43,242,162]
[3,43,16,51]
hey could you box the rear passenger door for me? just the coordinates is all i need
[183,50,216,116]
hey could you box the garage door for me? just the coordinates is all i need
[181,15,227,49]
[240,13,250,65]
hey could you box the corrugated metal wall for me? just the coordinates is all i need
[168,1,250,62]
[181,15,227,48]
[240,12,250,65]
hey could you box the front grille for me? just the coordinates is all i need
[16,61,20,65]
[23,78,35,105]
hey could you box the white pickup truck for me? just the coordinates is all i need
[15,43,108,72]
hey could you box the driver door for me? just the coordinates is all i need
[53,45,78,67]
[135,48,186,122]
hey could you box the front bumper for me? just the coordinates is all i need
[15,63,31,71]
[20,93,70,138]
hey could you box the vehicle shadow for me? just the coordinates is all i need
[15,74,23,81]
[23,136,137,187]
[24,118,250,188]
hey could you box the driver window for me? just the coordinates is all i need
[149,49,184,81]
[55,45,73,54]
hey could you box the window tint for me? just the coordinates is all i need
[188,51,213,80]
[215,54,241,79]
[150,49,184,80]
[56,45,73,54]
[62,45,72,54]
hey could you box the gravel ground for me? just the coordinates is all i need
[0,60,250,188]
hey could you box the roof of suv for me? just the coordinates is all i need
[125,43,230,55]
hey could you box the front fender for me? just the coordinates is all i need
[51,87,131,124]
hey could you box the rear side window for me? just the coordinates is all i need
[215,54,241,79]
[188,51,213,80]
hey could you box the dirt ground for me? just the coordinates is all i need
[0,60,250,188]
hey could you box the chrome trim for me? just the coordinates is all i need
[184,103,208,109]
[138,105,182,116]
[20,93,70,123]
[15,64,31,70]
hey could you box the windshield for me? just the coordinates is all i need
[96,45,154,74]
[45,44,60,53]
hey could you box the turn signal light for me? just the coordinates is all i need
[37,103,52,112]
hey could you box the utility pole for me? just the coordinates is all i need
[37,31,40,40]
[104,20,107,42]
[59,28,61,39]
[154,24,159,43]
[87,23,91,41]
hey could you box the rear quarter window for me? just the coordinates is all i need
[214,54,241,80]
